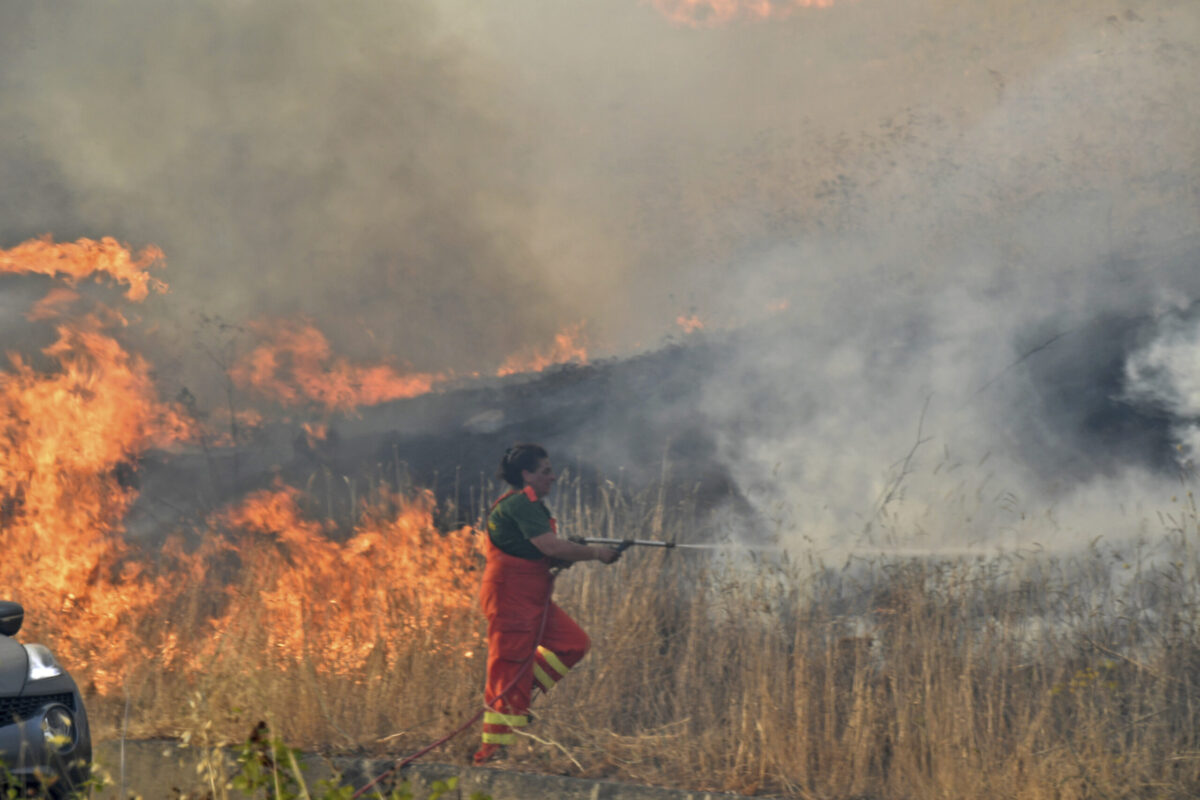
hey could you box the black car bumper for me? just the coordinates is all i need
[0,680,91,797]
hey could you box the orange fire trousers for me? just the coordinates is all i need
[479,537,590,746]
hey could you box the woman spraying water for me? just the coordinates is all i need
[474,443,622,765]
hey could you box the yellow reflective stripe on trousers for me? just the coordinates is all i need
[533,664,556,691]
[537,646,570,677]
[481,731,514,744]
[483,710,528,727]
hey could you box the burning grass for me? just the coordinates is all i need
[21,474,1200,799]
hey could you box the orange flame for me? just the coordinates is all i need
[0,234,673,702]
[202,485,482,675]
[676,314,705,334]
[496,322,589,377]
[26,288,82,321]
[229,321,445,412]
[0,317,195,691]
[0,235,167,301]
[650,0,834,26]
[0,234,501,700]
[0,310,480,690]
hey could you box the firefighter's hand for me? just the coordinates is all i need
[596,547,622,564]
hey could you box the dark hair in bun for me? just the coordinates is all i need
[498,443,548,488]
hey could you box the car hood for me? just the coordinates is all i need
[0,635,28,695]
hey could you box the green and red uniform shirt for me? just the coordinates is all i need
[487,485,555,560]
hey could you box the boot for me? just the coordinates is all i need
[472,743,507,765]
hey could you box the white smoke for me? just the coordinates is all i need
[1125,307,1200,467]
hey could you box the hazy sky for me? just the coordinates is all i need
[3,0,1200,550]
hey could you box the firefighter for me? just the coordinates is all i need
[474,443,621,765]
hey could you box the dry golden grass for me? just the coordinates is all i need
[78,479,1200,799]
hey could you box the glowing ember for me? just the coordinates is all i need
[650,0,834,26]
[497,322,589,376]
[0,235,167,301]
[229,320,445,412]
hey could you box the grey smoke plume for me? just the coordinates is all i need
[3,0,1200,552]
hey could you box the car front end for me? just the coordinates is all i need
[0,602,91,798]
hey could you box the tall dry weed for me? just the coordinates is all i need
[76,479,1200,798]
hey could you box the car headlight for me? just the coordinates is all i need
[40,704,77,752]
[23,644,64,681]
